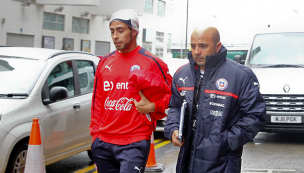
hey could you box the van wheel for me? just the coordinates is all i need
[87,150,93,161]
[5,143,28,173]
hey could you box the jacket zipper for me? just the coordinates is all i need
[189,68,209,173]
[179,66,196,173]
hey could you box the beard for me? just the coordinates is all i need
[116,41,130,50]
[115,32,133,51]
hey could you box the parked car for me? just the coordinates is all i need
[244,31,304,133]
[0,47,99,173]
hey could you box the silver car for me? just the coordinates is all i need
[0,47,99,173]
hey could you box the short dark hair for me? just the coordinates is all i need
[129,26,138,37]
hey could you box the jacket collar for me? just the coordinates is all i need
[188,46,227,72]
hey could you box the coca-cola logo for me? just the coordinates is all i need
[104,97,134,111]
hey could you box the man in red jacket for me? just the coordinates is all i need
[90,9,172,173]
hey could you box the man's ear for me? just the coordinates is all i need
[132,29,137,37]
[216,42,222,53]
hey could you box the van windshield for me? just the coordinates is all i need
[0,57,46,96]
[248,33,304,68]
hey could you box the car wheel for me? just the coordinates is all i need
[5,143,28,173]
[87,150,93,161]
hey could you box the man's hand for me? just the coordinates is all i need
[171,130,184,146]
[134,91,155,114]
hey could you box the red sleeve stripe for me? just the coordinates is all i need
[177,84,194,92]
[205,90,238,99]
[177,87,194,92]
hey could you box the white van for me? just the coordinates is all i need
[245,32,304,133]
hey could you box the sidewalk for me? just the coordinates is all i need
[145,148,178,173]
[162,162,176,173]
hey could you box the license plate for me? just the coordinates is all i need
[271,116,301,123]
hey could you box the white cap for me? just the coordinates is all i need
[109,9,139,33]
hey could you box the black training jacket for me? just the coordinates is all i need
[164,46,266,173]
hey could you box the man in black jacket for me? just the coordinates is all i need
[164,26,266,173]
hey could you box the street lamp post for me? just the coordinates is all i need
[184,0,189,59]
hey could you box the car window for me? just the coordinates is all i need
[227,50,248,61]
[76,60,94,94]
[248,33,304,67]
[47,61,75,97]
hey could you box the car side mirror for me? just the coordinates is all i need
[234,55,241,63]
[43,86,68,105]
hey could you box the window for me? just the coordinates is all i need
[156,32,164,42]
[155,47,164,58]
[47,61,75,97]
[227,50,248,65]
[144,0,153,14]
[168,0,173,17]
[76,61,95,94]
[167,33,172,53]
[43,12,64,31]
[157,0,166,17]
[143,43,152,52]
[72,17,89,34]
[248,33,304,67]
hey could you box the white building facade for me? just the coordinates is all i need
[0,0,173,58]
[139,0,174,58]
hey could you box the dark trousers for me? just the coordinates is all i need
[91,138,151,173]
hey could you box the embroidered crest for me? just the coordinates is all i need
[216,78,228,90]
[130,65,140,71]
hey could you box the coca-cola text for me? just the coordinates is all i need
[104,97,134,111]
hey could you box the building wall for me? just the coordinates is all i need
[42,5,113,53]
[139,0,173,58]
[0,0,173,58]
[0,0,44,47]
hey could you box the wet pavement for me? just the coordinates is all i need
[46,132,304,173]
[152,132,304,173]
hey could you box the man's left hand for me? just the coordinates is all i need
[134,91,155,114]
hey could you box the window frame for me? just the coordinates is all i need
[168,0,173,17]
[144,0,154,14]
[42,59,96,104]
[75,60,95,95]
[155,46,164,58]
[43,12,65,31]
[157,0,166,17]
[156,31,164,42]
[167,33,172,53]
[72,17,90,34]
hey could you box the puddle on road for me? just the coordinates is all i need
[254,142,263,145]
[242,168,296,173]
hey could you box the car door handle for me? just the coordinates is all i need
[73,103,80,110]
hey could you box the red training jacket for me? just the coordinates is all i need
[128,69,171,125]
[90,46,172,145]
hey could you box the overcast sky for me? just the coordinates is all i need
[172,0,304,45]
